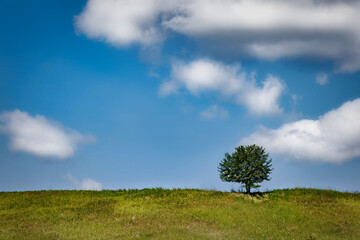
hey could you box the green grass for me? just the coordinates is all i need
[0,188,359,239]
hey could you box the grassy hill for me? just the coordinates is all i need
[0,188,359,240]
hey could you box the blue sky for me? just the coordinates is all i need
[1,0,360,192]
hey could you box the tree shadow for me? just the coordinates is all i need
[231,188,274,199]
[250,191,269,198]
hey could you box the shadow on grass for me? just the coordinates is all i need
[250,191,271,198]
[231,188,274,199]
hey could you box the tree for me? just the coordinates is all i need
[218,144,273,194]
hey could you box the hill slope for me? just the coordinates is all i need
[0,188,359,240]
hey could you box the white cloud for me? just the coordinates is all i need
[65,173,102,190]
[170,59,243,96]
[76,0,360,72]
[240,98,360,163]
[240,75,284,115]
[199,105,229,120]
[316,72,329,85]
[75,0,170,46]
[81,178,103,190]
[160,59,284,115]
[0,110,94,159]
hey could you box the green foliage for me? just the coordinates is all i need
[218,144,273,193]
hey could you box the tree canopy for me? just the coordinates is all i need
[218,144,273,194]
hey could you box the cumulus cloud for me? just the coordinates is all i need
[75,0,170,46]
[0,110,94,159]
[240,75,284,115]
[160,59,284,115]
[241,98,360,163]
[199,105,229,120]
[316,72,329,85]
[65,173,102,190]
[76,0,360,72]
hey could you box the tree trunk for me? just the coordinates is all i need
[246,186,251,194]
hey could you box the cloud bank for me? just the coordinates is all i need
[241,98,360,163]
[160,59,284,115]
[65,173,102,190]
[76,0,360,71]
[0,110,94,159]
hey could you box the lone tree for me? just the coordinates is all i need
[218,144,273,194]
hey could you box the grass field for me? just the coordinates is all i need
[0,188,359,240]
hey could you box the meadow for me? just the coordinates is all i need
[0,188,359,240]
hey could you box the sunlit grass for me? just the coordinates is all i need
[0,188,359,239]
